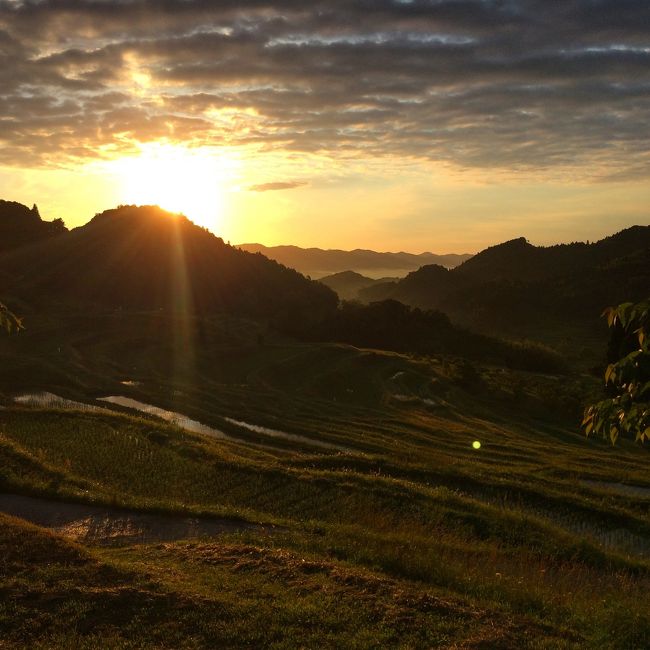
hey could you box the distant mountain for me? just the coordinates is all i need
[319,271,399,301]
[237,243,472,279]
[357,227,650,338]
[0,200,67,252]
[360,264,451,307]
[0,204,337,333]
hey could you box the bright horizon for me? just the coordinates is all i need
[4,168,647,255]
[1,2,648,254]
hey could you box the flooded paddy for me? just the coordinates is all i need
[0,493,266,546]
[14,392,352,454]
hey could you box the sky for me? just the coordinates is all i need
[0,0,649,253]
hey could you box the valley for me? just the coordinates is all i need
[0,202,648,648]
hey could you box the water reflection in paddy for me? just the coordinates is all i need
[223,417,351,451]
[100,396,352,452]
[14,392,107,413]
[14,392,352,454]
[98,396,235,441]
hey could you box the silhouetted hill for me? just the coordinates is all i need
[0,200,67,252]
[0,205,337,334]
[453,237,543,283]
[0,202,567,373]
[319,271,398,301]
[454,227,650,284]
[317,299,566,373]
[238,243,472,279]
[360,264,456,309]
[358,281,397,303]
[361,227,650,338]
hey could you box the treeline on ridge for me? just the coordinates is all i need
[0,200,67,253]
[312,299,566,374]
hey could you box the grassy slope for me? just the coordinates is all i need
[1,405,649,647]
[3,512,579,649]
[1,310,649,648]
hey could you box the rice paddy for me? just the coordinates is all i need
[1,309,648,648]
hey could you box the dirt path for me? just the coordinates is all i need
[0,494,268,546]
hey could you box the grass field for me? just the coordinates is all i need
[1,309,649,648]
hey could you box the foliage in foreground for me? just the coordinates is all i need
[583,299,650,444]
[0,301,22,334]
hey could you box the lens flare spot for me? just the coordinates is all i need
[472,440,481,450]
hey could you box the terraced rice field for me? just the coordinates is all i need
[1,315,648,648]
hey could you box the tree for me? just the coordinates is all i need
[582,299,650,443]
[0,301,22,334]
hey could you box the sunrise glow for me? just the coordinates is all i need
[0,2,648,251]
[111,143,239,232]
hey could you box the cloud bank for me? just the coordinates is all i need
[0,1,648,179]
[248,181,307,192]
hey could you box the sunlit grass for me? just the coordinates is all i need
[0,309,649,647]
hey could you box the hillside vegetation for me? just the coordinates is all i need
[0,204,338,336]
[0,203,565,373]
[1,202,648,648]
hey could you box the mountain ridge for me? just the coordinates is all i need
[356,226,650,338]
[238,243,472,278]
[2,199,647,361]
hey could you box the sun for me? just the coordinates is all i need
[113,143,236,233]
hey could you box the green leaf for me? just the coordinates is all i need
[0,302,23,334]
[602,306,616,328]
[618,302,634,328]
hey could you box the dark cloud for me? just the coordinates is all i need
[248,181,307,192]
[0,1,648,178]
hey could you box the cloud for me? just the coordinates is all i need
[248,181,308,192]
[0,1,648,179]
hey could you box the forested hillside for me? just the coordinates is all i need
[357,228,650,340]
[0,204,337,335]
